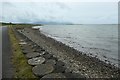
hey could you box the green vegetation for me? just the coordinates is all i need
[1,22,42,26]
[1,22,13,25]
[8,25,38,78]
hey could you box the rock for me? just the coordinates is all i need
[43,53,53,59]
[28,57,45,65]
[19,42,27,45]
[63,73,84,78]
[45,59,56,66]
[22,49,33,54]
[51,57,58,61]
[34,49,42,53]
[56,61,65,66]
[41,49,45,52]
[54,65,66,73]
[32,64,54,76]
[26,52,40,59]
[65,68,72,73]
[41,73,66,79]
[28,43,32,46]
[103,55,107,58]
[22,50,29,54]
[40,51,46,56]
[20,39,24,42]
[69,59,74,63]
[21,45,31,50]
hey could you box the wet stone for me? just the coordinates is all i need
[41,73,66,79]
[26,52,40,59]
[32,64,54,76]
[45,59,56,66]
[28,57,45,66]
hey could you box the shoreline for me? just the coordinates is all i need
[41,30,119,68]
[16,27,119,78]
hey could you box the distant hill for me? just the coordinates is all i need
[0,21,73,25]
[0,22,42,26]
[32,21,73,25]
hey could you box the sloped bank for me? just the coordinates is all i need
[8,26,38,78]
[17,27,119,78]
[16,27,84,79]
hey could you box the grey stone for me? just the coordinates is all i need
[43,53,53,59]
[54,65,66,73]
[65,68,72,73]
[45,59,56,66]
[22,50,30,54]
[28,57,45,65]
[26,52,40,59]
[21,45,31,50]
[32,64,54,76]
[19,42,27,45]
[40,51,46,56]
[63,73,84,78]
[41,73,66,79]
[22,47,33,54]
[56,60,65,66]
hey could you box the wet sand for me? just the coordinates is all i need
[16,27,120,78]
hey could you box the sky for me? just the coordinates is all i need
[0,0,119,24]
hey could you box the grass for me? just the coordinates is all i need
[8,25,38,79]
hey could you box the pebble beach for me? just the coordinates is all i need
[14,26,120,79]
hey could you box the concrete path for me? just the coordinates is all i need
[2,26,14,79]
[0,27,2,80]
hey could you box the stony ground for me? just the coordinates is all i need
[15,27,119,78]
[16,28,84,79]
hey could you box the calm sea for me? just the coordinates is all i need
[36,24,119,67]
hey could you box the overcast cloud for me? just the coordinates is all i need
[0,2,118,24]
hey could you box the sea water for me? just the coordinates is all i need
[36,24,119,67]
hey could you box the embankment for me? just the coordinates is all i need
[17,27,119,78]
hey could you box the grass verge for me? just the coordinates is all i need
[8,25,38,78]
